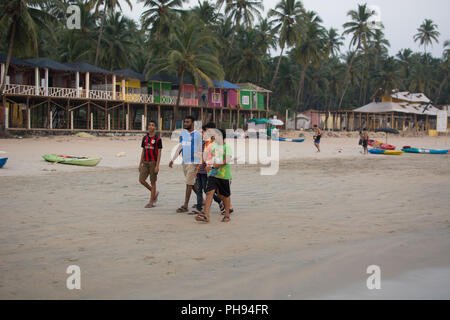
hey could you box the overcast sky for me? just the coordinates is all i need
[119,0,450,57]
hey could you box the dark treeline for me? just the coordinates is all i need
[1,0,449,113]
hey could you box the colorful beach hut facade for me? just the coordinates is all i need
[0,54,271,133]
[235,83,270,110]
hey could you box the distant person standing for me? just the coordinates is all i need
[313,125,322,152]
[139,120,162,208]
[169,115,202,213]
[362,128,369,155]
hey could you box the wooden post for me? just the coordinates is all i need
[27,107,30,129]
[158,105,161,130]
[112,74,116,100]
[141,114,145,131]
[285,109,288,130]
[87,101,90,129]
[144,103,147,128]
[91,112,93,130]
[45,68,49,96]
[108,113,111,131]
[70,111,73,130]
[85,72,90,98]
[75,72,80,97]
[121,79,126,101]
[35,67,39,95]
[229,109,232,128]
[126,103,130,131]
[237,109,240,129]
[426,114,429,132]
[220,108,223,123]
[4,97,8,129]
[414,114,418,132]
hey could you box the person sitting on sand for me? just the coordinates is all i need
[196,129,232,223]
[313,125,322,152]
[362,128,369,155]
[169,115,202,213]
[139,120,162,208]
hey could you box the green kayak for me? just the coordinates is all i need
[42,154,102,166]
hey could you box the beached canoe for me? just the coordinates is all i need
[368,139,396,150]
[0,157,8,168]
[401,148,449,154]
[42,154,102,166]
[369,149,403,155]
[273,137,305,142]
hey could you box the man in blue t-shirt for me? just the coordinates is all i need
[169,115,202,213]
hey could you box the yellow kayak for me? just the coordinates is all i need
[383,150,403,155]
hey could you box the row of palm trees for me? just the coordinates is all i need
[1,0,449,121]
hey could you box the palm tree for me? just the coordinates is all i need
[325,27,343,58]
[338,3,376,108]
[0,0,59,95]
[193,0,221,25]
[228,27,267,83]
[414,19,440,57]
[87,0,132,66]
[100,12,137,70]
[140,0,185,73]
[291,11,326,111]
[373,57,403,98]
[434,40,450,103]
[148,16,224,130]
[223,0,264,61]
[268,0,304,89]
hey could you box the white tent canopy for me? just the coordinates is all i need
[354,101,448,116]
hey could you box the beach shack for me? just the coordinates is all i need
[235,83,271,111]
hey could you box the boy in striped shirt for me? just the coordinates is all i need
[139,120,162,208]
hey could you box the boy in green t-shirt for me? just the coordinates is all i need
[196,128,232,223]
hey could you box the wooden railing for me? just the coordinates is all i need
[2,84,36,95]
[2,83,197,106]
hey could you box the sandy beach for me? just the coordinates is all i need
[1,133,449,299]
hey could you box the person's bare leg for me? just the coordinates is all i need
[202,190,215,220]
[223,196,231,221]
[218,194,233,211]
[184,184,193,208]
[150,182,156,204]
[140,179,152,192]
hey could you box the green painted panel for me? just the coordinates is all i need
[257,92,265,110]
[240,90,251,109]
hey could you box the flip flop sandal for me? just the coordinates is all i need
[221,216,231,222]
[221,208,234,215]
[188,209,201,215]
[176,206,188,213]
[145,203,155,208]
[219,201,225,211]
[195,213,209,222]
[153,191,159,203]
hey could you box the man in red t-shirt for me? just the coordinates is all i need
[139,120,162,208]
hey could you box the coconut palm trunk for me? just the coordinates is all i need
[173,69,185,131]
[338,45,359,109]
[0,20,16,96]
[296,64,307,111]
[270,44,285,90]
[434,73,448,103]
[94,7,107,66]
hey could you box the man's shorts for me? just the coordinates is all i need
[140,161,157,184]
[206,176,231,198]
[183,163,197,186]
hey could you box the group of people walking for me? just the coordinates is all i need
[139,115,233,223]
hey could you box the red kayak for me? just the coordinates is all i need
[368,139,396,150]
